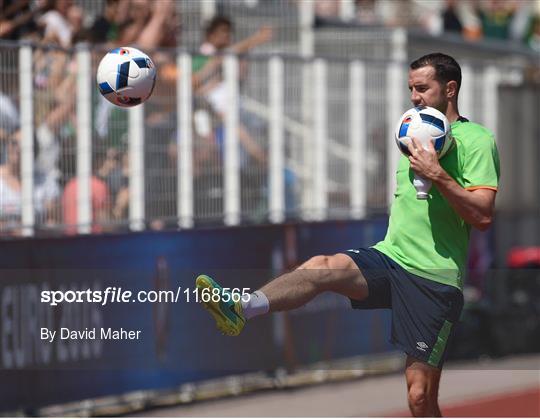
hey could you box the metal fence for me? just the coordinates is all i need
[0,37,536,237]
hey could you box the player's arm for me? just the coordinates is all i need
[407,137,496,231]
[429,170,495,231]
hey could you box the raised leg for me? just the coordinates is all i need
[260,253,368,312]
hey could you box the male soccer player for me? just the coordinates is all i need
[196,53,500,417]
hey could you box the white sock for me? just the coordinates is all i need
[241,290,269,320]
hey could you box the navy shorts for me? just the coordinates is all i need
[345,247,464,369]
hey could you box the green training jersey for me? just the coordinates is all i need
[373,120,500,290]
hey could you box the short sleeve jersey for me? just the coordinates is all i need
[373,120,500,290]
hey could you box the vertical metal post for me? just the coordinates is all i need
[299,1,314,220]
[224,55,240,226]
[299,0,314,57]
[460,64,474,121]
[386,28,407,209]
[483,66,500,136]
[390,28,407,62]
[269,56,285,224]
[340,0,356,20]
[200,0,216,23]
[76,45,92,234]
[299,0,315,220]
[129,104,145,231]
[19,44,34,237]
[386,62,405,209]
[301,61,313,221]
[313,59,328,221]
[178,53,194,228]
[349,60,367,219]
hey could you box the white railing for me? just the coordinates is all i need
[268,56,285,224]
[0,40,524,237]
[76,46,92,235]
[18,44,34,237]
[128,103,145,232]
[223,55,241,227]
[178,53,194,229]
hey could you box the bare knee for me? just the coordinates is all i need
[300,253,354,270]
[301,255,331,270]
[298,254,357,291]
[408,385,429,415]
[408,384,439,417]
[298,256,332,289]
[406,357,441,417]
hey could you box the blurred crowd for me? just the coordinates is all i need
[0,0,275,234]
[315,0,540,49]
[0,0,538,235]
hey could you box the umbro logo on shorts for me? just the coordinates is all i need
[416,341,429,351]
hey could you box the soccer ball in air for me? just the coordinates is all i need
[96,47,156,107]
[394,106,453,158]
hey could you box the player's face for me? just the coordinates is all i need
[408,66,447,113]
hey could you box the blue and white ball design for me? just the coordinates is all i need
[96,47,156,107]
[394,106,453,159]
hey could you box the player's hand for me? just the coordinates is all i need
[407,137,443,180]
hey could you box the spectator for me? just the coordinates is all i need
[0,92,19,163]
[0,135,22,235]
[440,0,486,40]
[136,0,179,120]
[193,16,271,164]
[110,152,129,222]
[378,0,424,29]
[91,1,181,232]
[476,0,516,41]
[442,0,464,33]
[34,161,61,228]
[95,147,124,199]
[0,0,49,39]
[33,61,77,200]
[314,0,340,20]
[86,144,128,227]
[196,16,233,67]
[135,0,179,49]
[94,0,179,153]
[62,150,110,234]
[452,0,483,41]
[193,16,272,73]
[355,0,383,26]
[30,54,78,229]
[34,122,62,227]
[118,0,151,45]
[526,14,540,52]
[37,0,81,48]
[142,107,178,231]
[0,129,59,235]
[190,16,275,221]
[87,0,130,44]
[509,0,535,42]
[33,34,69,98]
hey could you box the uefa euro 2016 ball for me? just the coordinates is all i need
[96,47,156,107]
[394,106,453,159]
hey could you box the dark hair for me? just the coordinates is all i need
[410,53,462,91]
[204,16,233,38]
